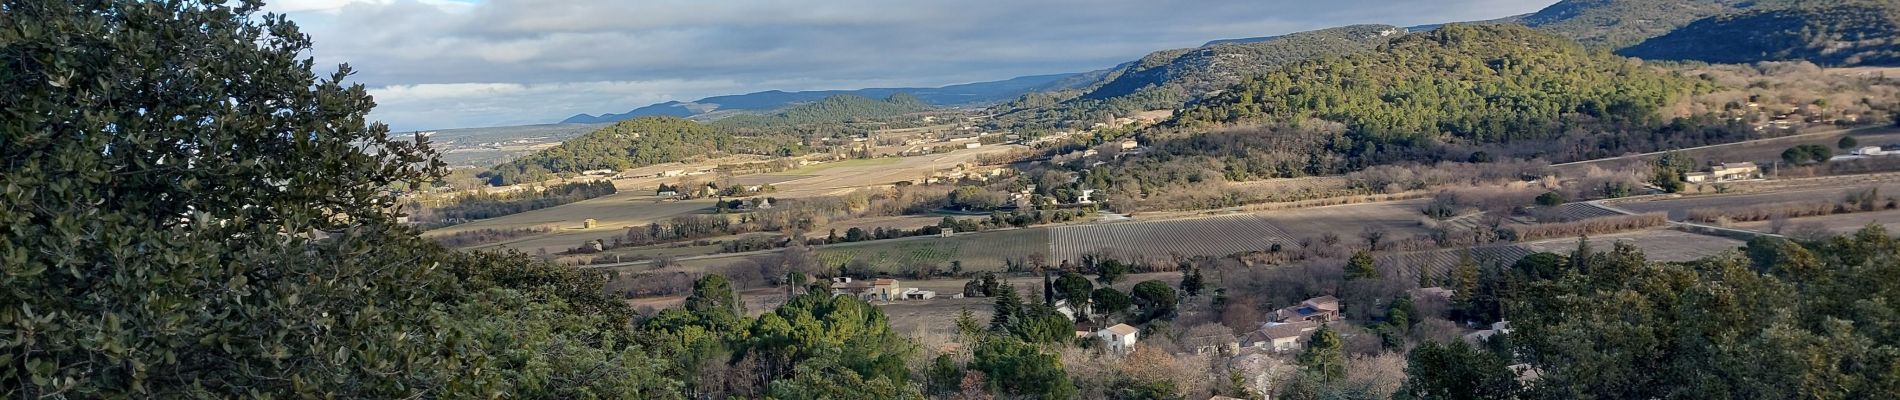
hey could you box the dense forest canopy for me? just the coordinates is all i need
[1170,24,1705,164]
[1619,0,1900,66]
[989,24,1406,132]
[485,116,804,185]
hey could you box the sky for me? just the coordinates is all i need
[272,0,1558,131]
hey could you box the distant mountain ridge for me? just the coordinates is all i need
[713,93,938,129]
[560,73,1088,124]
[1618,1,1900,66]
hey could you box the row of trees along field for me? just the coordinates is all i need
[483,117,807,185]
[407,180,616,228]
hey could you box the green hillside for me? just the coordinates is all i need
[991,25,1405,131]
[1619,1,1900,66]
[1172,24,1700,146]
[484,117,803,184]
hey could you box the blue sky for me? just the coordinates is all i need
[273,0,1558,131]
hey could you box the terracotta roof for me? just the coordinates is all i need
[1306,296,1339,311]
[1259,321,1320,340]
[872,278,897,286]
[1104,323,1138,336]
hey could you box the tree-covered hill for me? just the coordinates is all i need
[1519,0,1758,49]
[1618,1,1900,66]
[1171,24,1702,154]
[713,93,937,130]
[485,117,803,184]
[991,25,1406,131]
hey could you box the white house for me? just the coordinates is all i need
[1097,323,1139,353]
[1076,189,1097,204]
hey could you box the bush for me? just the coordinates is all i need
[1535,191,1567,207]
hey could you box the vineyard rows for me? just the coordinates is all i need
[1051,215,1294,264]
[1377,245,1534,282]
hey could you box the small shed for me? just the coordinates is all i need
[582,219,599,229]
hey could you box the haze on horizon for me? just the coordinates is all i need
[278,0,1556,131]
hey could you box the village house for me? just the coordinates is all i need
[1097,323,1139,353]
[1242,320,1321,352]
[1684,162,1761,183]
[1270,296,1341,323]
[828,278,903,301]
[1119,139,1140,151]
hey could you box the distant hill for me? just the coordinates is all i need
[485,117,804,185]
[1618,1,1900,66]
[713,94,936,130]
[560,73,1089,124]
[1519,0,1757,48]
[990,24,1407,130]
[1081,24,1405,103]
[1172,23,1698,146]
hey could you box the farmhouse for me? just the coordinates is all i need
[1464,321,1512,344]
[1683,162,1760,183]
[1270,296,1341,323]
[1242,320,1321,352]
[1097,323,1139,353]
[1119,139,1140,151]
[829,278,904,301]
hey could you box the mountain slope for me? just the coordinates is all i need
[1172,23,1699,146]
[1619,1,1900,66]
[561,73,1088,124]
[990,24,1406,130]
[1520,0,1756,48]
[1081,24,1405,103]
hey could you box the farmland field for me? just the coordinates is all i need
[1256,199,1435,239]
[1616,183,1900,220]
[1051,215,1293,264]
[1519,229,1744,262]
[1729,208,1900,235]
[816,228,1050,272]
[1551,127,1900,176]
[1378,245,1534,282]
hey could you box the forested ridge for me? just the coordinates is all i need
[1619,0,1900,66]
[1170,24,1704,166]
[990,24,1405,131]
[485,117,804,185]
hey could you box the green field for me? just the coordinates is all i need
[815,228,1050,272]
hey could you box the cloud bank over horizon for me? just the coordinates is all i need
[275,0,1555,131]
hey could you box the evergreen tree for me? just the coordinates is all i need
[1346,251,1379,280]
[1297,327,1347,383]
